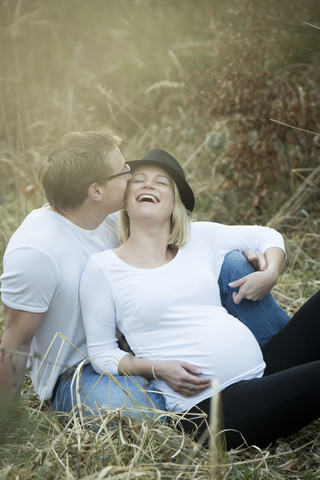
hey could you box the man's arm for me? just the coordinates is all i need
[244,249,267,271]
[0,305,44,407]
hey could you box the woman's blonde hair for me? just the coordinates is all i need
[118,182,191,248]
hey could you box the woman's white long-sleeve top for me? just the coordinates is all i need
[80,222,286,412]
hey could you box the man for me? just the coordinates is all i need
[0,129,289,417]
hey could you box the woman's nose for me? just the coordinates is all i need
[144,178,156,188]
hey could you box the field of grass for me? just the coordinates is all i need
[0,0,320,478]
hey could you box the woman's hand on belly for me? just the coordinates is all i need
[154,360,211,397]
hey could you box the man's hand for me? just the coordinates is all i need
[0,306,44,406]
[244,249,267,271]
[155,360,211,397]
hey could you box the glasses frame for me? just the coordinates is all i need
[107,163,131,181]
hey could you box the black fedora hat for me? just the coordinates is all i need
[127,149,195,212]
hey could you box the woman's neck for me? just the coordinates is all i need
[114,223,176,268]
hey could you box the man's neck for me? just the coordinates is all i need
[46,204,107,230]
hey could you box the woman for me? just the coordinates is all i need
[80,149,320,449]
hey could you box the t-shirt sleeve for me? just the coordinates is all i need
[80,256,128,376]
[0,246,58,313]
[193,222,286,258]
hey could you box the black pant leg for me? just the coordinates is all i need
[182,360,320,449]
[262,290,320,375]
[221,362,320,448]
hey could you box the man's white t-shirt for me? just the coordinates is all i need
[80,222,286,413]
[0,208,119,400]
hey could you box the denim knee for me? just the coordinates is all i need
[218,250,253,297]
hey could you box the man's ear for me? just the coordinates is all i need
[88,183,103,202]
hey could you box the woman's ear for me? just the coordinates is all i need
[88,183,103,202]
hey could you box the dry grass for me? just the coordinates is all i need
[2,378,320,479]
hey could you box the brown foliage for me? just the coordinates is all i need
[190,1,320,223]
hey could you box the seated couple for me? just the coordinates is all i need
[2,130,316,450]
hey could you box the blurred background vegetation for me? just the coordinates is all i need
[0,2,320,478]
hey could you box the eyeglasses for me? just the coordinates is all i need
[107,163,131,181]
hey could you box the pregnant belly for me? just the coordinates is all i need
[135,306,266,388]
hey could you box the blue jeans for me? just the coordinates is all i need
[218,250,289,346]
[53,250,289,416]
[53,362,166,418]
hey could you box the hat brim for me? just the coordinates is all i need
[127,159,195,212]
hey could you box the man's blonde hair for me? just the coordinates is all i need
[39,129,122,209]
